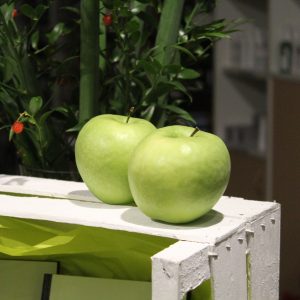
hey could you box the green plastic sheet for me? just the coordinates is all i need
[0,216,211,299]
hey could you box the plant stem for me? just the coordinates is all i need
[79,0,100,123]
[154,0,184,127]
[190,127,200,137]
[154,0,185,65]
[99,0,106,71]
[126,107,135,123]
[132,1,146,56]
[36,124,46,168]
[185,3,201,28]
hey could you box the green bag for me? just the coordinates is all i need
[0,216,211,299]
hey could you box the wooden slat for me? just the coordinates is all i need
[0,175,281,299]
[0,175,280,244]
[247,208,281,299]
[0,174,98,202]
[210,231,248,300]
[152,241,210,300]
[0,194,245,244]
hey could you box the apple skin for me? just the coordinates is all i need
[75,114,156,204]
[128,125,231,224]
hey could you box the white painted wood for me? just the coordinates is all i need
[0,175,281,299]
[214,196,280,221]
[0,175,280,243]
[0,174,98,202]
[210,231,248,300]
[246,208,281,300]
[0,194,246,243]
[151,241,210,300]
[0,175,280,220]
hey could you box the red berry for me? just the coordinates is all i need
[12,121,24,134]
[12,8,18,18]
[103,14,112,26]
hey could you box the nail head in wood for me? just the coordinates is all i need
[208,251,218,258]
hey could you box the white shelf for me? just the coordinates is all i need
[0,175,281,300]
[0,174,278,244]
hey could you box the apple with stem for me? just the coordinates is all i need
[128,125,231,223]
[75,108,156,204]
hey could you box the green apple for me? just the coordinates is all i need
[75,114,156,204]
[128,125,231,223]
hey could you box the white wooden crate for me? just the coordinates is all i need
[0,175,280,300]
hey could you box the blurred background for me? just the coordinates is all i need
[0,0,299,299]
[213,1,300,299]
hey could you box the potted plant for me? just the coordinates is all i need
[78,0,238,127]
[0,1,80,179]
[0,0,238,180]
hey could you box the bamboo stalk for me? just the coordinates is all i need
[154,0,185,65]
[79,0,100,122]
[99,0,106,71]
[154,0,185,127]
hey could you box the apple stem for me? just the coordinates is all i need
[126,107,135,123]
[190,127,200,137]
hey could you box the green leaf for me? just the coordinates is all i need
[160,104,186,115]
[125,20,140,32]
[2,2,14,21]
[140,103,155,121]
[160,104,196,123]
[20,4,36,20]
[119,6,131,18]
[141,45,160,59]
[35,4,48,19]
[178,68,200,80]
[104,74,123,86]
[66,121,86,133]
[129,31,140,45]
[170,45,197,61]
[60,6,80,15]
[28,96,43,116]
[8,127,14,141]
[34,44,49,55]
[3,56,17,82]
[179,113,196,124]
[143,81,174,103]
[27,116,36,125]
[31,30,39,49]
[204,32,230,38]
[46,23,66,44]
[39,107,68,126]
[163,64,182,75]
[137,59,161,75]
[169,81,192,102]
[0,124,10,131]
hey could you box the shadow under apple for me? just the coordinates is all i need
[121,208,224,230]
